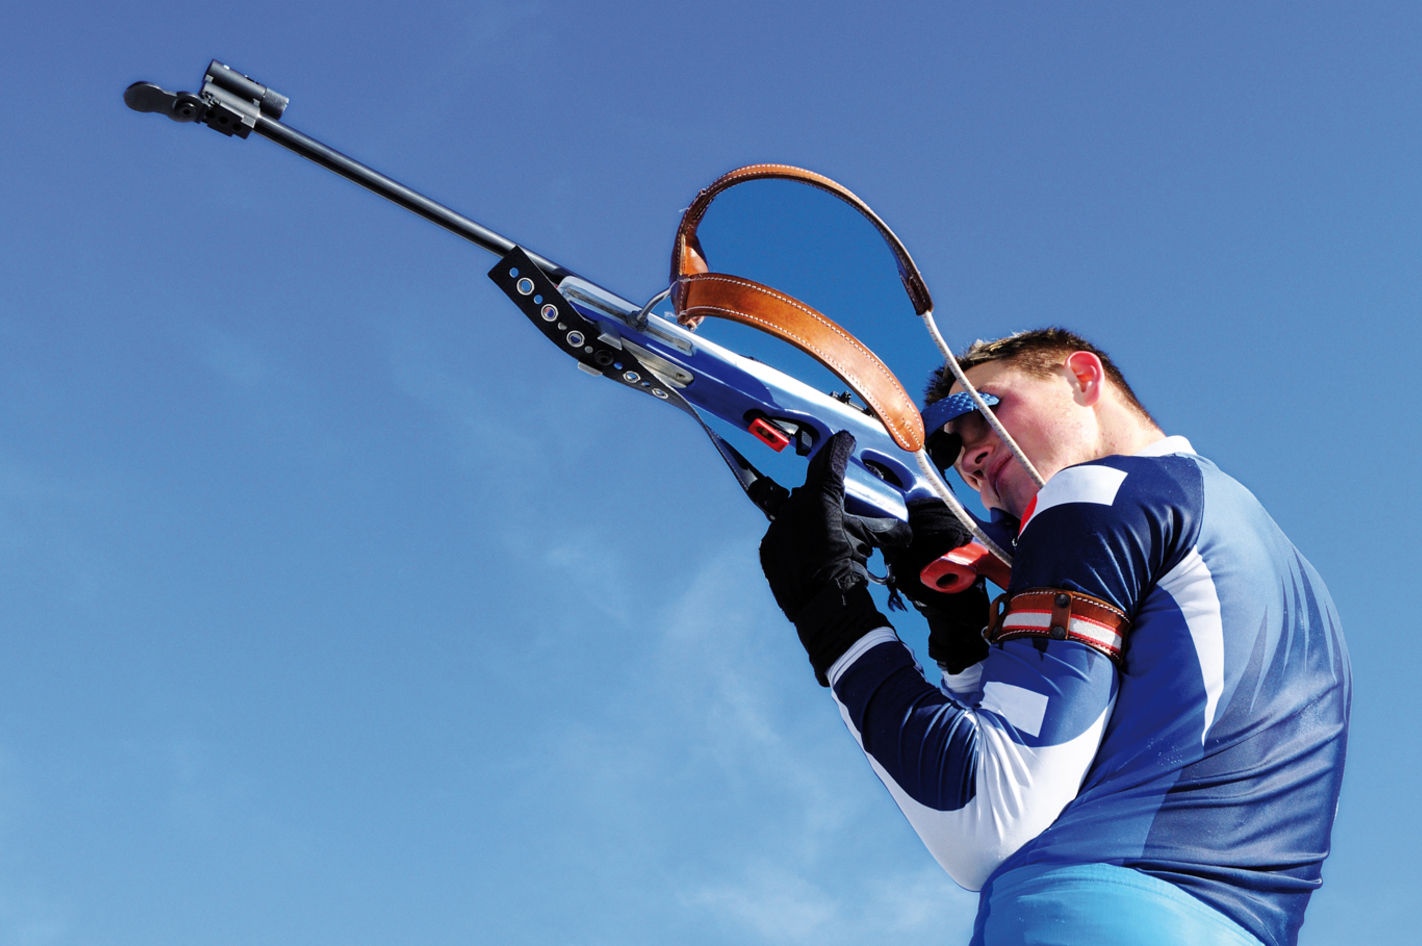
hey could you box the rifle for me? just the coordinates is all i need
[124,60,1021,585]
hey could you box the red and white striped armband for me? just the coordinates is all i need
[985,588,1132,664]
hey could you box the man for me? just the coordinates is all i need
[760,329,1349,946]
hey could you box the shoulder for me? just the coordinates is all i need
[1009,438,1209,611]
[1020,438,1205,537]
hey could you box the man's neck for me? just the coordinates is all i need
[1093,399,1166,460]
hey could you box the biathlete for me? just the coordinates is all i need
[759,328,1350,946]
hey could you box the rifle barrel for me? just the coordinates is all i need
[253,115,572,281]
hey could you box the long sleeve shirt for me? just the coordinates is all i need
[826,437,1350,946]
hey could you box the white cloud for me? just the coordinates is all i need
[685,865,839,943]
[685,862,977,945]
[511,538,981,942]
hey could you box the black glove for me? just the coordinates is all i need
[883,497,991,675]
[760,431,910,685]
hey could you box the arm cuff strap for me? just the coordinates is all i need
[986,587,1132,664]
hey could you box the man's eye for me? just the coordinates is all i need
[926,430,962,474]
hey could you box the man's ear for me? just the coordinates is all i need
[1064,351,1105,407]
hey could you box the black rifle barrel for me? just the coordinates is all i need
[253,115,572,281]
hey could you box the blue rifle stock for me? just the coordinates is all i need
[125,61,943,521]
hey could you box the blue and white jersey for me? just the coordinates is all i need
[826,436,1350,946]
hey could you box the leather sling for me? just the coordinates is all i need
[670,164,930,453]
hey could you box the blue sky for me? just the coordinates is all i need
[1,2,1418,943]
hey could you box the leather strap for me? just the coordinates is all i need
[985,588,1132,664]
[669,164,931,453]
[678,274,925,451]
[671,164,933,314]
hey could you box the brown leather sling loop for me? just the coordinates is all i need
[669,164,931,453]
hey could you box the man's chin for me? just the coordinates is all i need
[998,484,1039,522]
[978,472,1037,520]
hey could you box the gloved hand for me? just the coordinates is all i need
[760,431,910,685]
[883,497,991,675]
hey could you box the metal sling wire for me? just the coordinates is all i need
[915,309,1047,568]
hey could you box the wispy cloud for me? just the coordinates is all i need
[686,862,977,945]
[685,865,839,942]
[518,539,980,942]
[0,903,67,946]
[0,459,118,607]
[385,318,544,479]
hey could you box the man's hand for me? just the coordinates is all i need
[884,498,991,675]
[760,431,910,685]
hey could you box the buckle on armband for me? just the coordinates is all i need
[983,588,1132,664]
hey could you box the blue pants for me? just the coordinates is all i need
[970,863,1265,946]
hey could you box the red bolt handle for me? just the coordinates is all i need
[919,541,1011,594]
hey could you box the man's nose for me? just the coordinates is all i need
[960,443,993,478]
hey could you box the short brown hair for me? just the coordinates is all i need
[925,327,1156,424]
